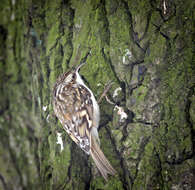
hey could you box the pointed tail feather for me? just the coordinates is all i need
[90,137,117,181]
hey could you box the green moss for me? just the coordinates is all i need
[99,127,118,166]
[51,138,71,187]
[46,23,60,55]
[112,129,123,145]
[1,0,194,189]
[0,0,11,26]
[90,177,123,190]
[190,94,195,129]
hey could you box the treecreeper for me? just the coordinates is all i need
[52,60,117,181]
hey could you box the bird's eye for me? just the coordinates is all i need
[81,75,85,81]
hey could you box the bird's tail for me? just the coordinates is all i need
[90,136,117,181]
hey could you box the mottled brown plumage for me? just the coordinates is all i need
[52,62,116,181]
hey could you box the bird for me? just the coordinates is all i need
[52,60,117,181]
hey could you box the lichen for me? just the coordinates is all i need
[0,0,194,189]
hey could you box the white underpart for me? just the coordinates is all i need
[113,87,122,98]
[75,71,100,129]
[114,105,128,122]
[56,132,64,152]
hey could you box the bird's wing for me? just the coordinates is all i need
[53,83,94,154]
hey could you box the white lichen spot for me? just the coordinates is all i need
[123,49,132,64]
[46,114,50,122]
[125,49,132,58]
[113,87,122,98]
[42,105,47,112]
[56,132,64,152]
[155,58,160,65]
[75,23,81,28]
[163,0,167,14]
[11,13,15,21]
[97,83,102,87]
[114,105,128,122]
[75,22,82,31]
[12,0,15,5]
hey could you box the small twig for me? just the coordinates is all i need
[98,81,114,104]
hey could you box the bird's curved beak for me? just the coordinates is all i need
[75,61,86,72]
[75,50,91,72]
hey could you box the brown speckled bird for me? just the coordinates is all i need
[52,61,116,181]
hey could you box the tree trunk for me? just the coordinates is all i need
[0,0,194,189]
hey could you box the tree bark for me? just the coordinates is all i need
[0,0,194,189]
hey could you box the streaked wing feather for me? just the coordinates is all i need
[53,83,93,154]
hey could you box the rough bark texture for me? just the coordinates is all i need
[0,0,195,189]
